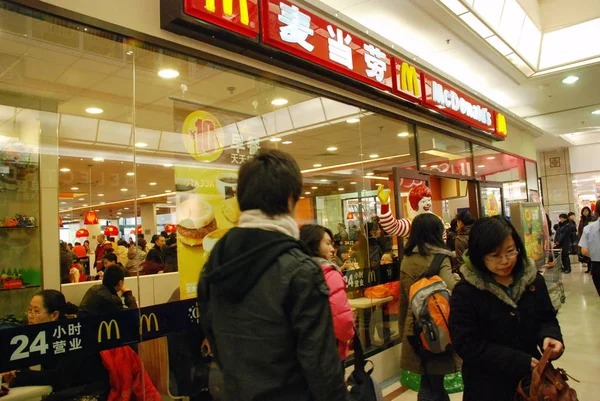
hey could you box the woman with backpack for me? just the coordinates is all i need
[398,213,459,401]
[448,216,564,401]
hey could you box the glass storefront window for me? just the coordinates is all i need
[418,127,472,177]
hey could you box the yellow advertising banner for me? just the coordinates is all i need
[175,166,241,300]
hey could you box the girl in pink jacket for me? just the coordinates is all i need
[300,224,355,360]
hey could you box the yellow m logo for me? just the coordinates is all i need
[400,62,421,98]
[97,320,120,343]
[139,313,160,335]
[496,113,508,137]
[368,269,377,284]
[205,0,249,26]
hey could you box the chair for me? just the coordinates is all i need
[138,337,190,401]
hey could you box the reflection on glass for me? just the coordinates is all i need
[418,128,472,177]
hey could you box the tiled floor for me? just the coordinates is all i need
[382,262,600,400]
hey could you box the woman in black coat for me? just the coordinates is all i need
[448,216,564,401]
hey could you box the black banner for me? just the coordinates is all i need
[343,262,399,290]
[0,298,200,372]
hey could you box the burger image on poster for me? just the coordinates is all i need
[216,173,237,199]
[177,197,218,247]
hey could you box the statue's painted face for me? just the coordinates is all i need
[417,196,432,214]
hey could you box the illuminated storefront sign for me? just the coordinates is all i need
[261,0,393,91]
[183,0,259,38]
[392,58,421,102]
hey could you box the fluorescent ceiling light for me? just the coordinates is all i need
[135,142,148,148]
[486,35,513,56]
[305,191,311,195]
[473,0,503,29]
[71,187,79,190]
[149,182,157,186]
[487,156,496,160]
[350,182,357,184]
[346,118,360,124]
[158,69,179,79]
[440,0,468,15]
[85,107,103,114]
[311,186,318,189]
[140,194,147,198]
[320,179,328,182]
[592,110,600,115]
[518,16,541,66]
[165,190,172,193]
[366,172,374,176]
[540,18,600,69]
[282,141,293,145]
[369,154,379,158]
[271,98,288,106]
[460,12,494,38]
[92,157,104,162]
[338,188,345,191]
[421,149,464,161]
[498,0,525,47]
[397,132,409,137]
[327,146,338,151]
[126,172,135,176]
[78,197,85,201]
[562,76,579,84]
[269,137,282,142]
[477,165,485,168]
[163,164,173,167]
[313,164,322,167]
[120,188,128,192]
[59,168,70,172]
[97,193,104,197]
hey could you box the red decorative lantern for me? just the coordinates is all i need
[59,217,64,228]
[83,211,99,225]
[165,224,176,234]
[137,225,143,234]
[76,228,90,238]
[346,212,355,220]
[104,225,119,236]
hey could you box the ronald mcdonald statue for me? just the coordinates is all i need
[377,183,436,238]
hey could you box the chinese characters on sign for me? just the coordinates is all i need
[263,0,393,90]
[230,132,261,164]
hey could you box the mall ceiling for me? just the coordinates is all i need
[318,0,600,150]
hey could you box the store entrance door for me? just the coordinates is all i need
[479,182,505,218]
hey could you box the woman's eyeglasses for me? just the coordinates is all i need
[485,250,519,263]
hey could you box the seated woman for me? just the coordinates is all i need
[3,290,110,401]
[300,224,355,361]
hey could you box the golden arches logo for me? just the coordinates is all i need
[496,113,508,137]
[205,0,249,26]
[139,313,160,335]
[400,62,421,98]
[98,320,120,343]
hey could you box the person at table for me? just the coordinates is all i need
[95,234,113,272]
[398,213,459,401]
[72,241,87,259]
[449,216,564,401]
[126,238,147,274]
[2,290,109,400]
[79,266,138,317]
[300,224,354,361]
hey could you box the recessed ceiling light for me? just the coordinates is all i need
[78,197,85,201]
[431,165,439,168]
[97,193,104,197]
[486,156,496,160]
[271,98,288,106]
[320,179,328,182]
[338,188,344,191]
[350,182,357,184]
[165,190,172,193]
[311,186,318,189]
[82,204,88,207]
[100,202,106,205]
[95,209,100,212]
[126,172,135,176]
[299,196,305,199]
[71,187,79,190]
[366,172,374,176]
[120,188,128,192]
[477,165,485,168]
[124,208,129,210]
[562,76,579,84]
[85,107,103,114]
[126,50,134,55]
[346,118,360,124]
[117,212,122,215]
[369,154,379,158]
[397,132,409,137]
[163,163,174,167]
[282,141,293,145]
[313,163,322,167]
[420,165,427,168]
[305,191,311,195]
[92,157,104,162]
[166,201,172,204]
[135,142,148,148]
[149,182,157,186]
[270,137,282,142]
[140,194,147,198]
[327,146,338,151]
[59,168,70,172]
[60,201,66,205]
[158,69,179,79]
[592,110,600,115]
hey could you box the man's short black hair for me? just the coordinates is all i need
[568,212,576,217]
[103,266,124,289]
[237,149,302,216]
[559,213,568,220]
[102,253,118,264]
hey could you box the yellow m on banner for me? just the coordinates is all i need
[205,0,249,25]
[139,313,160,335]
[97,320,121,343]
[496,113,508,137]
[401,62,421,98]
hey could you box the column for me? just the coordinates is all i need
[140,203,157,237]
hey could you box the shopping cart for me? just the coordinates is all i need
[541,249,566,311]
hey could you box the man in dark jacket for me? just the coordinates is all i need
[198,149,346,401]
[79,266,138,317]
[455,211,475,264]
[554,213,575,274]
[145,235,166,274]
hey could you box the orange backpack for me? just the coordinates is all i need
[408,254,452,354]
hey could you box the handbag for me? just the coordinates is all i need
[347,330,384,401]
[516,347,579,401]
